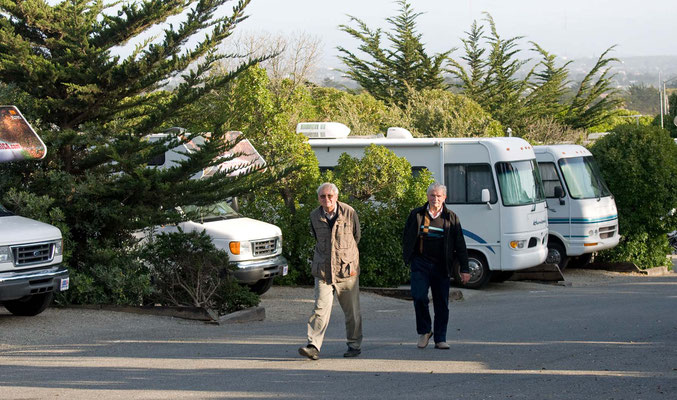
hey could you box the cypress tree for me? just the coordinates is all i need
[0,0,277,303]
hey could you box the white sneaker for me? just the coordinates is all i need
[435,341,450,350]
[417,332,433,348]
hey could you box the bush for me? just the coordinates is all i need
[139,229,259,314]
[402,89,503,138]
[590,125,677,267]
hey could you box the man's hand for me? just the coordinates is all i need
[460,273,471,285]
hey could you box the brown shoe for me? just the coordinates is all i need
[435,341,450,350]
[298,345,319,360]
[417,332,433,348]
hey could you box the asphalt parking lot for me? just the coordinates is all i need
[1,268,676,399]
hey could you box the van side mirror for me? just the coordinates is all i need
[554,186,565,205]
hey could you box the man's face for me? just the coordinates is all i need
[318,187,338,213]
[427,189,446,210]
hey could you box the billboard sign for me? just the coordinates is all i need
[0,106,47,162]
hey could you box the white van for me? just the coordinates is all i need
[0,106,69,316]
[299,123,548,288]
[140,131,288,294]
[534,145,619,269]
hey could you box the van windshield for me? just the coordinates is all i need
[182,201,240,222]
[0,202,12,217]
[558,156,611,199]
[495,160,545,206]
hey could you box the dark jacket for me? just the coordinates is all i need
[402,203,469,276]
[310,201,360,283]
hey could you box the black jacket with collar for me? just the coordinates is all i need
[402,203,470,276]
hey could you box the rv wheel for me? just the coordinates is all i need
[455,253,491,289]
[546,242,569,271]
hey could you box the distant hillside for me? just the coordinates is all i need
[316,55,677,90]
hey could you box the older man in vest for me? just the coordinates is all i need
[299,182,362,360]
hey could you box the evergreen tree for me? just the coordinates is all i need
[449,14,621,134]
[337,0,451,107]
[0,0,277,304]
[561,47,623,129]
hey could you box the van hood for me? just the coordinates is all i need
[0,215,62,245]
[179,217,282,241]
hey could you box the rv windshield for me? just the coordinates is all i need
[558,156,611,199]
[495,160,545,206]
[182,201,240,223]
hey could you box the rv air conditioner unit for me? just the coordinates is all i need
[386,127,413,139]
[296,122,350,139]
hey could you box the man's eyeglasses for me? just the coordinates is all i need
[319,194,335,199]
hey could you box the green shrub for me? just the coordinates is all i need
[590,125,677,267]
[66,240,152,306]
[402,89,503,137]
[139,229,259,314]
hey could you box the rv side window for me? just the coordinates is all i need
[538,162,563,198]
[411,166,428,178]
[444,164,497,204]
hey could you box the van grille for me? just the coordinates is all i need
[11,242,54,266]
[599,225,616,239]
[252,239,277,256]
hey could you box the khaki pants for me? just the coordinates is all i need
[306,276,363,351]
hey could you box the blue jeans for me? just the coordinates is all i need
[410,255,450,343]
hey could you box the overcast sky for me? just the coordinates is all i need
[237,0,676,66]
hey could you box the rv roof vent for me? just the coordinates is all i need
[386,127,413,139]
[296,122,350,139]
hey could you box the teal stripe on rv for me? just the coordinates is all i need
[548,214,618,224]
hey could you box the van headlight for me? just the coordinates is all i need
[509,240,526,249]
[53,239,63,256]
[0,246,14,263]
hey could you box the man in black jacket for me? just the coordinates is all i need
[402,182,470,349]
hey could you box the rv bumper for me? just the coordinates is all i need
[501,246,548,271]
[230,255,288,284]
[567,236,622,257]
[0,265,69,301]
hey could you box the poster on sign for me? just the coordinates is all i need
[0,106,47,163]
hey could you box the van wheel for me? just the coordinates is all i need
[568,253,592,269]
[3,292,54,316]
[455,254,491,289]
[546,242,569,271]
[248,278,273,295]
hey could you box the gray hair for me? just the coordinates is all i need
[317,182,339,196]
[427,182,447,195]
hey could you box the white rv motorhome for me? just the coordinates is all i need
[534,145,619,269]
[299,123,549,288]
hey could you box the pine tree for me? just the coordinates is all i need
[337,0,451,107]
[0,0,276,304]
